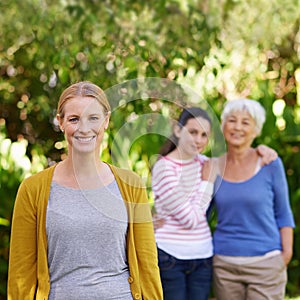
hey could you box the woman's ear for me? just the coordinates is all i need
[252,128,259,139]
[104,112,111,130]
[173,124,182,138]
[56,114,64,132]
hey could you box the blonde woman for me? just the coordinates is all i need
[8,81,163,300]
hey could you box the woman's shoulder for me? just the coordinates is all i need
[152,155,172,168]
[21,165,55,186]
[109,164,139,177]
[16,165,55,197]
[151,156,183,176]
[197,153,209,161]
[108,164,144,188]
[259,157,285,178]
[264,157,283,168]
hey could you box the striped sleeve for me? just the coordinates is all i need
[152,159,213,229]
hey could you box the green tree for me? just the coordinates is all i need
[1,0,299,297]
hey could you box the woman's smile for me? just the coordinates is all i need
[74,136,96,143]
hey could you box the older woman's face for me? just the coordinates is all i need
[223,110,257,147]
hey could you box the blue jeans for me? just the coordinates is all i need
[158,248,213,300]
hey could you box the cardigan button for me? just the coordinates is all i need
[134,293,141,299]
[128,276,134,283]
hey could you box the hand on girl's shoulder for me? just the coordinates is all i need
[202,158,219,183]
[256,144,278,166]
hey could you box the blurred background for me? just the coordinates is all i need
[0,0,299,298]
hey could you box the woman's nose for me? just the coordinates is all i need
[78,120,90,132]
[195,134,203,143]
[233,121,242,130]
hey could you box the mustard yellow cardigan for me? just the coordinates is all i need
[8,164,163,300]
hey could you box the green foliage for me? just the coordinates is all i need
[0,120,47,297]
[0,0,300,297]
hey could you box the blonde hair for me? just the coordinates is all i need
[221,98,266,135]
[57,81,110,118]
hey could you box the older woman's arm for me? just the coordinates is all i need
[271,158,295,266]
[280,226,294,265]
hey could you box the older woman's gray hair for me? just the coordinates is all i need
[221,98,266,136]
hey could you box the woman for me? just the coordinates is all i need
[152,107,220,300]
[8,81,163,300]
[212,98,295,300]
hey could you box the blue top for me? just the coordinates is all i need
[213,158,295,256]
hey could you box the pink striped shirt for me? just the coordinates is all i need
[152,154,213,259]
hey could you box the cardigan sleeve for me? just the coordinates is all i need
[8,180,38,300]
[131,186,163,300]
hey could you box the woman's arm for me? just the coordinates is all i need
[202,158,218,183]
[271,158,295,266]
[132,184,163,300]
[280,226,293,265]
[8,181,38,299]
[152,159,213,229]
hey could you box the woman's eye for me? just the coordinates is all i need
[69,117,79,123]
[90,116,99,121]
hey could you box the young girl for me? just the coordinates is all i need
[8,81,163,300]
[152,107,216,300]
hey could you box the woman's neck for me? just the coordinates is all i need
[65,157,101,175]
[226,146,254,163]
[55,155,114,189]
[222,147,259,182]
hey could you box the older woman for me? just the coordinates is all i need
[212,99,295,300]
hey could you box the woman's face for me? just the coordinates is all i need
[175,117,211,159]
[57,96,109,155]
[223,110,257,147]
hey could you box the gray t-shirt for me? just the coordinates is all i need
[46,180,133,300]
